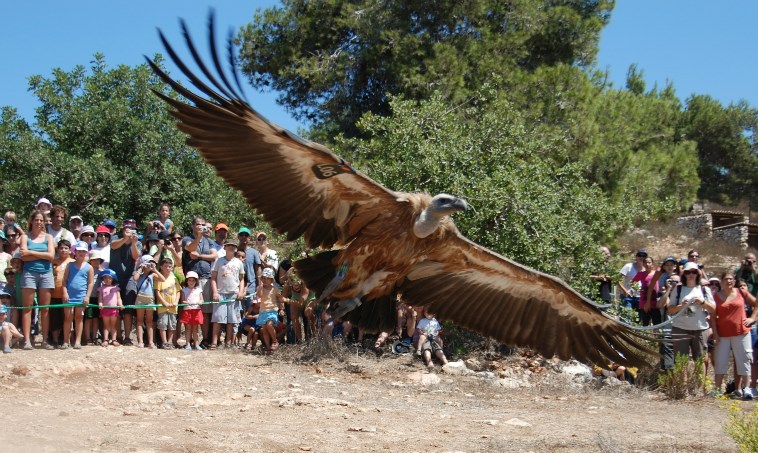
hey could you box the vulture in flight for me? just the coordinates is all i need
[147,14,657,367]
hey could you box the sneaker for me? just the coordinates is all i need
[743,388,754,401]
[733,389,744,399]
[194,346,202,351]
[185,345,192,351]
[3,346,11,354]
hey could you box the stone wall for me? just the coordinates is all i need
[713,224,749,249]
[676,214,713,238]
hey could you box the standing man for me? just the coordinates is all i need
[47,205,76,247]
[69,215,84,241]
[618,249,648,313]
[237,227,262,304]
[182,216,218,347]
[109,219,142,345]
[212,223,228,253]
[590,246,613,304]
[736,253,758,393]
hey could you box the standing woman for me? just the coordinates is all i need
[660,261,715,362]
[709,272,757,399]
[19,210,55,349]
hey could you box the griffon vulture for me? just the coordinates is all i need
[146,15,657,367]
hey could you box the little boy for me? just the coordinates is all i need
[49,239,74,349]
[415,306,448,369]
[255,267,284,351]
[61,241,95,349]
[210,240,245,348]
[1,293,23,353]
[155,258,180,349]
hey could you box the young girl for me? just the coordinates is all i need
[179,271,204,350]
[155,259,180,349]
[155,203,174,233]
[98,269,123,346]
[61,241,94,349]
[132,255,165,349]
[282,269,309,344]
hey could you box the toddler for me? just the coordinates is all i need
[98,269,123,346]
[179,271,204,350]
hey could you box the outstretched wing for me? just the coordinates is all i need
[400,233,654,367]
[146,14,399,248]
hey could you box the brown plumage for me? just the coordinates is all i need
[146,14,656,367]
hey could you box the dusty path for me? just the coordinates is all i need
[0,345,740,452]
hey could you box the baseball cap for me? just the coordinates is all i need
[138,255,157,267]
[683,262,699,272]
[99,269,117,280]
[256,231,267,239]
[238,227,251,236]
[261,267,275,279]
[122,219,137,229]
[185,271,199,280]
[103,219,117,228]
[635,248,648,257]
[215,223,229,231]
[73,241,89,253]
[70,215,83,223]
[662,256,676,265]
[223,240,238,248]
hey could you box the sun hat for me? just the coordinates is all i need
[138,255,157,267]
[262,267,275,279]
[223,240,238,248]
[80,225,95,236]
[36,197,51,207]
[185,271,199,280]
[88,249,102,261]
[95,225,111,235]
[73,241,89,253]
[683,262,699,272]
[99,269,117,280]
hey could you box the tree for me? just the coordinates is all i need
[0,55,259,231]
[237,0,614,137]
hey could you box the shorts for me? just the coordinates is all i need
[256,309,278,327]
[180,309,203,326]
[714,333,753,376]
[21,270,55,290]
[239,317,256,333]
[211,295,240,324]
[101,307,119,318]
[135,293,155,309]
[157,312,178,330]
[420,337,443,353]
[85,298,100,319]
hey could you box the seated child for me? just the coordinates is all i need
[415,306,448,369]
[1,294,23,353]
[255,267,284,352]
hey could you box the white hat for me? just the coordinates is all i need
[185,271,199,280]
[69,215,83,222]
[683,262,699,272]
[138,255,156,267]
[88,249,102,261]
[261,267,275,279]
[36,197,51,207]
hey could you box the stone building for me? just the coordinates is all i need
[676,210,757,249]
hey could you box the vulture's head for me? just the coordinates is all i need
[413,193,468,238]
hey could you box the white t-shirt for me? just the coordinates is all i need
[47,225,76,247]
[92,244,111,271]
[619,262,642,297]
[212,256,245,294]
[417,317,441,337]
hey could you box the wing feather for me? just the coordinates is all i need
[147,17,399,248]
[400,234,654,367]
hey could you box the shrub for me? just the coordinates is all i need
[724,401,758,452]
[657,353,705,399]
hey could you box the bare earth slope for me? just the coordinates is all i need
[0,345,739,452]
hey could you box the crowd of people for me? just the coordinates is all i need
[593,247,758,399]
[0,198,450,369]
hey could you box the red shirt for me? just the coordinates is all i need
[715,289,749,337]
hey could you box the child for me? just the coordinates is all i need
[132,255,165,349]
[155,203,173,233]
[61,241,94,349]
[155,258,180,349]
[255,267,285,352]
[83,249,103,345]
[98,269,123,346]
[282,270,309,344]
[415,306,448,369]
[1,293,23,353]
[179,271,203,350]
[49,239,74,349]
[210,241,245,349]
[240,297,260,351]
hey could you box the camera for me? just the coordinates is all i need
[666,279,676,286]
[153,221,161,229]
[164,239,171,246]
[201,225,209,233]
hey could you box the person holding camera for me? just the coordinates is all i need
[182,216,218,347]
[109,219,142,345]
[660,262,715,362]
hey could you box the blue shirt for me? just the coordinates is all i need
[66,262,91,302]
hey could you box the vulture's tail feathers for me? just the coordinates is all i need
[294,251,339,298]
[347,293,398,334]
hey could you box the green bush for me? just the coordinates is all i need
[725,402,758,453]
[657,353,705,399]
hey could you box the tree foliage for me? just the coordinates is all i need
[237,0,613,137]
[0,55,258,232]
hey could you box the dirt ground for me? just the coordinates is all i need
[0,342,744,453]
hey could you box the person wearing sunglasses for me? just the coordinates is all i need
[618,248,648,312]
[660,261,715,363]
[91,225,112,271]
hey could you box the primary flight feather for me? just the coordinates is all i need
[147,13,655,367]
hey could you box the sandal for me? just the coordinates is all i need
[271,341,279,351]
[162,344,173,350]
[136,343,145,348]
[122,339,133,346]
[110,340,120,346]
[59,343,70,350]
[73,344,82,350]
[209,344,217,350]
[23,343,33,350]
[147,343,157,349]
[101,341,108,348]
